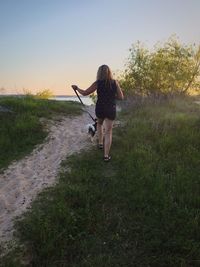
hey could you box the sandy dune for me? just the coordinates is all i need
[0,106,95,244]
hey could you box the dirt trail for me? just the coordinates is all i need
[0,107,95,244]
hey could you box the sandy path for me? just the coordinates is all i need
[0,107,95,244]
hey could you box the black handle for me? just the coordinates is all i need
[73,87,84,106]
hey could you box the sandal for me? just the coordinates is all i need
[103,156,111,162]
[98,144,103,149]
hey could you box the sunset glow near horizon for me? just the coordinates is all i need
[1,0,200,95]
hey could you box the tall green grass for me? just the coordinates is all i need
[0,96,81,170]
[1,96,200,266]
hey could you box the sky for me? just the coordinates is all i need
[0,0,200,95]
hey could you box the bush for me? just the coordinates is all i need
[35,89,53,99]
[119,35,200,96]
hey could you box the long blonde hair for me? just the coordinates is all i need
[96,65,113,81]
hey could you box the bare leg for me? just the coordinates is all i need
[97,118,104,145]
[104,118,114,157]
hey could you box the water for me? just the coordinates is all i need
[49,95,94,106]
[0,94,94,106]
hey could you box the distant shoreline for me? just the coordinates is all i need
[0,94,94,106]
[0,94,81,97]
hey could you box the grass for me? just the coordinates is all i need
[0,96,82,170]
[1,96,200,266]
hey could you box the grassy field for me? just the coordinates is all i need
[1,96,200,267]
[0,96,81,170]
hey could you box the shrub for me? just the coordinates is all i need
[35,89,53,99]
[119,35,200,96]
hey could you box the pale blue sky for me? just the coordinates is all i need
[0,0,200,95]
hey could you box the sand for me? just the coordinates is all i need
[0,106,96,245]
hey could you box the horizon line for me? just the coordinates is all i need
[0,93,90,97]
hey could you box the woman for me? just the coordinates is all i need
[72,64,124,162]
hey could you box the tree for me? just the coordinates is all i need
[119,36,200,95]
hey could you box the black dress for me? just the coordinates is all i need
[95,79,117,120]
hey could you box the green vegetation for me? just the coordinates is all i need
[119,36,200,95]
[35,89,54,99]
[0,96,81,170]
[1,96,200,267]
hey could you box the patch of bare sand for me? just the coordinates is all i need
[0,106,96,246]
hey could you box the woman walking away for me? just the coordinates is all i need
[72,64,124,162]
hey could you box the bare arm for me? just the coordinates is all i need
[115,80,124,100]
[71,82,97,96]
